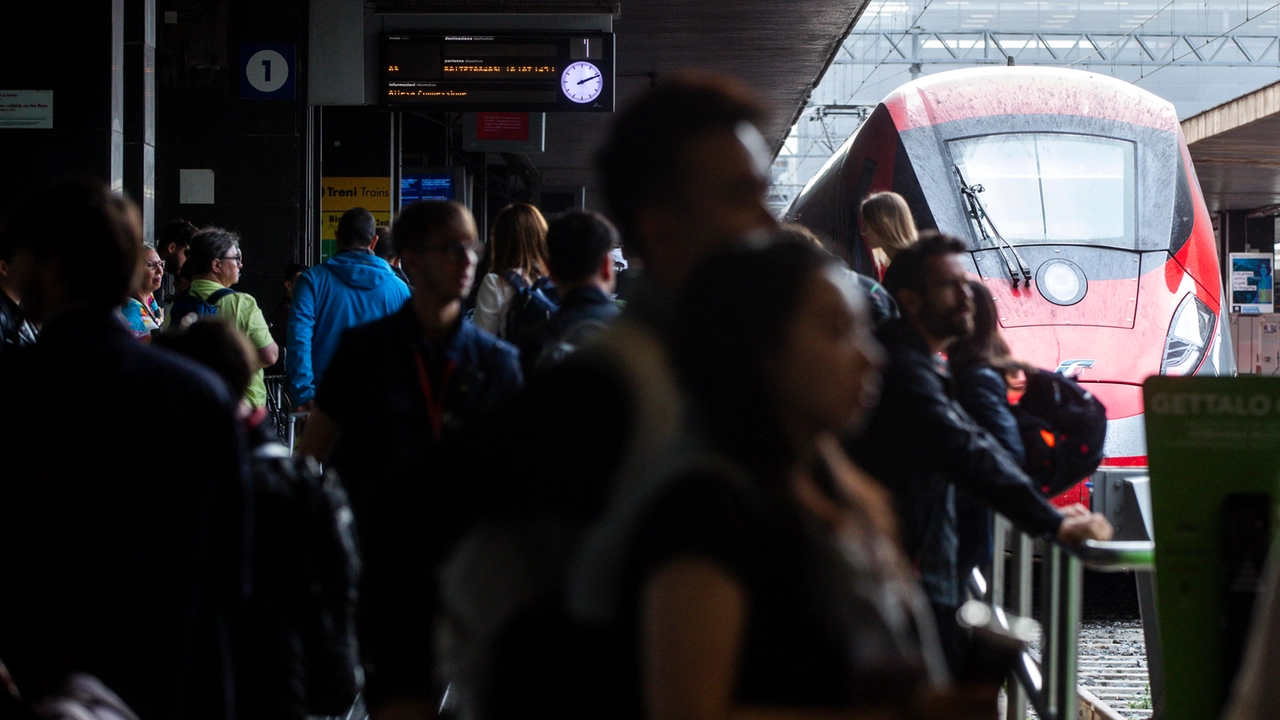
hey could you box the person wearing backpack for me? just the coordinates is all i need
[846,232,1113,681]
[154,318,363,720]
[473,203,553,339]
[164,227,279,407]
[947,279,1027,591]
[514,210,621,375]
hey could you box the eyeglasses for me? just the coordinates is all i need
[146,260,166,270]
[420,241,481,257]
[217,254,243,265]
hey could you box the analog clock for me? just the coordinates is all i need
[561,61,604,104]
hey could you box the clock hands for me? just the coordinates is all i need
[576,74,601,85]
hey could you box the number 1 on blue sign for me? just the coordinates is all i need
[263,60,271,82]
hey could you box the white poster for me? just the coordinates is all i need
[0,91,52,129]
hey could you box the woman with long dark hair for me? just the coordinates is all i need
[948,279,1027,585]
[473,203,550,338]
[573,240,996,720]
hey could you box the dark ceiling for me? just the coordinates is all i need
[1183,81,1280,214]
[379,0,869,197]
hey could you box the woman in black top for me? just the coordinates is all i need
[579,241,997,720]
[949,279,1026,587]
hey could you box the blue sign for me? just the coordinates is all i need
[401,173,456,206]
[240,43,295,99]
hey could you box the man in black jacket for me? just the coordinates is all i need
[513,209,622,375]
[0,180,250,719]
[847,232,1112,677]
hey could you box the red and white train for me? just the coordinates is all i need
[787,66,1233,503]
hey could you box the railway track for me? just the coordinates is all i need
[1023,619,1151,720]
[1077,620,1151,719]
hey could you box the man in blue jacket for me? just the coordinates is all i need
[289,207,410,407]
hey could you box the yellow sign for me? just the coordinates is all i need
[320,177,392,260]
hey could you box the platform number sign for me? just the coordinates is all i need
[240,43,295,99]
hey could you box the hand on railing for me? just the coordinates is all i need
[1055,502,1114,545]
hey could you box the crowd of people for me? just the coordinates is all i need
[0,71,1116,720]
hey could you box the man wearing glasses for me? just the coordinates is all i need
[296,200,522,718]
[164,227,279,408]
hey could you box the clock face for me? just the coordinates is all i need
[561,61,604,104]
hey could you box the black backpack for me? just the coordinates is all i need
[1012,369,1108,498]
[247,442,363,716]
[534,319,611,373]
[502,271,559,340]
[169,287,236,325]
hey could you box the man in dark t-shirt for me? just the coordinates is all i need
[296,200,521,714]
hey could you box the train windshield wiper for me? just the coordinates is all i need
[954,165,1032,288]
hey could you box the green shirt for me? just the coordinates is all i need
[164,279,274,407]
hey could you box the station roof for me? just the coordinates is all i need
[378,0,869,192]
[1183,80,1280,214]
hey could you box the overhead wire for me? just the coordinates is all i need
[1135,1,1280,82]
[1065,0,1177,67]
[847,0,937,101]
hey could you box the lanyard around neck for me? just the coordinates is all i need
[412,349,457,442]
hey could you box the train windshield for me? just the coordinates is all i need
[949,133,1136,248]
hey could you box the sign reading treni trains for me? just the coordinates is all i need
[381,33,615,112]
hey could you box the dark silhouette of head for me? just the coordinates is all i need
[2,179,141,321]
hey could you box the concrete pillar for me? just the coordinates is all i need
[125,0,156,245]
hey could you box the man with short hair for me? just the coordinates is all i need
[157,218,197,300]
[373,224,411,286]
[482,73,780,521]
[450,76,780,715]
[848,231,1113,677]
[288,208,410,407]
[268,262,307,376]
[515,209,621,373]
[296,200,521,717]
[165,227,279,407]
[0,180,249,719]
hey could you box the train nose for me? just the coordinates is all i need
[976,246,1141,330]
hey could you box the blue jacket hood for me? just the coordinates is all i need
[325,250,398,290]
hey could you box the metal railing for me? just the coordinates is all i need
[978,518,1155,720]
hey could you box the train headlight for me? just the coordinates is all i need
[1036,259,1087,306]
[1160,293,1216,376]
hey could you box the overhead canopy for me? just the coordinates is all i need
[1183,81,1280,214]
[376,0,869,194]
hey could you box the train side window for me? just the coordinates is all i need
[1169,153,1195,255]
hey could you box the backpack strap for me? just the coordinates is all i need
[207,287,237,304]
[502,270,529,293]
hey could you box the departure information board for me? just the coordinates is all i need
[382,33,615,112]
